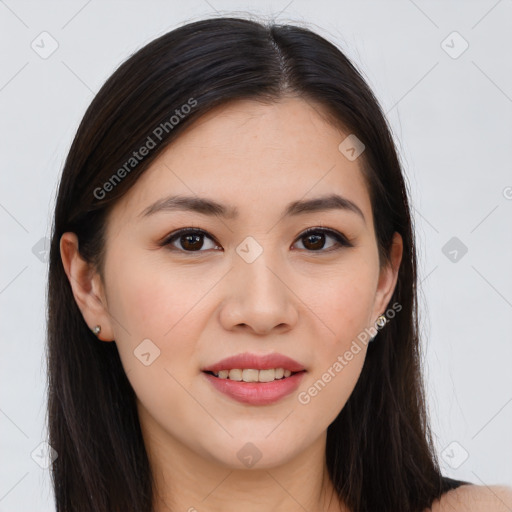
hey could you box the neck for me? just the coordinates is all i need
[141,417,346,512]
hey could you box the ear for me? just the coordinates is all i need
[60,232,115,342]
[371,232,403,323]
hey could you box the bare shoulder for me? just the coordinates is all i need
[428,484,512,512]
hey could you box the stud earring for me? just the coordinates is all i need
[91,325,101,336]
[369,314,387,343]
[375,315,387,329]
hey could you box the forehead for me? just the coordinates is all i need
[109,97,372,227]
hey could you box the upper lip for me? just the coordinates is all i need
[201,353,306,373]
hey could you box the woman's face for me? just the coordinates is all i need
[66,96,402,470]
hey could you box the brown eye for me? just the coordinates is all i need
[302,232,326,250]
[180,233,204,251]
[293,228,351,252]
[162,227,351,254]
[163,229,220,252]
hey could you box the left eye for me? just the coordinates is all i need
[293,228,351,252]
[162,228,351,253]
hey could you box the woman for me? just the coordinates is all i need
[47,16,511,511]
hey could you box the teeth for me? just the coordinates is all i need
[228,369,242,381]
[211,368,296,382]
[243,369,260,382]
[257,369,275,382]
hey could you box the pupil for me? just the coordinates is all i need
[305,233,324,250]
[182,234,202,251]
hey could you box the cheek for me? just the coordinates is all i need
[299,349,366,429]
[103,249,219,389]
[298,260,377,417]
[298,291,370,429]
[105,249,215,342]
[104,255,212,433]
[311,261,378,342]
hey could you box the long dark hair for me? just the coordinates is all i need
[47,16,457,511]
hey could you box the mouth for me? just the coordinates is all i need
[202,368,307,405]
[200,352,307,404]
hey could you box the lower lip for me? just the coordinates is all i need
[202,371,306,405]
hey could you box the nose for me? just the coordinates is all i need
[218,251,299,336]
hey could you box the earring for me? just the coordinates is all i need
[91,325,101,336]
[369,315,387,343]
[375,315,387,329]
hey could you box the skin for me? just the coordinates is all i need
[61,95,405,512]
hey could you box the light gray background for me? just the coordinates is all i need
[1,0,511,510]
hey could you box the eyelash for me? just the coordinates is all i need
[160,227,353,254]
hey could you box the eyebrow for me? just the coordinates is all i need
[139,193,366,223]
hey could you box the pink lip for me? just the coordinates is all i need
[202,370,306,405]
[201,352,306,373]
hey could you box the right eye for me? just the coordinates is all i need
[162,228,222,253]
